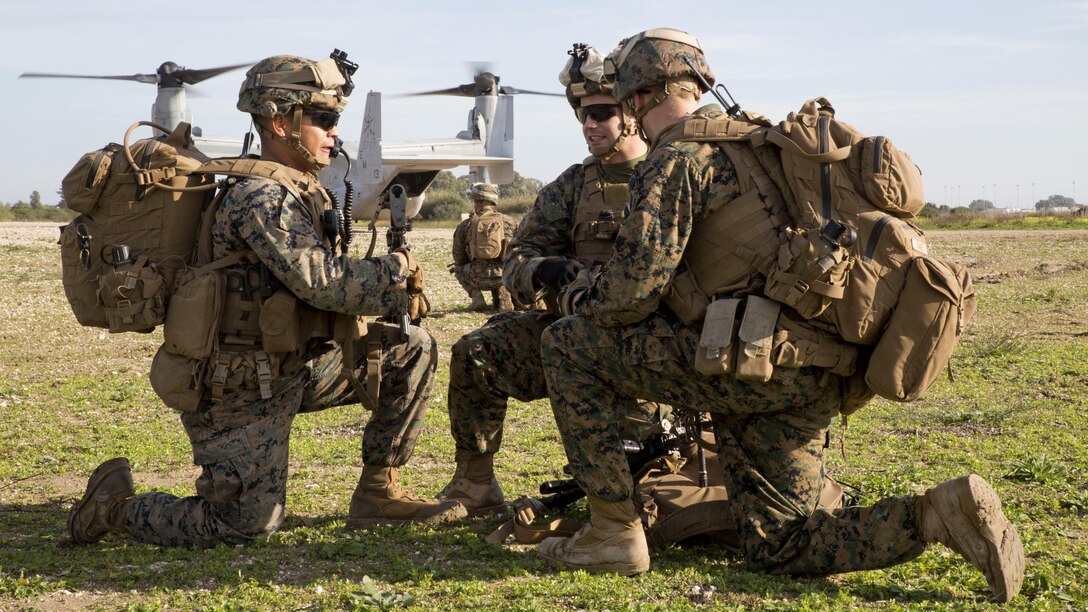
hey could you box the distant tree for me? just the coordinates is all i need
[29,191,42,209]
[56,186,67,209]
[429,171,469,195]
[1036,194,1075,210]
[918,202,940,218]
[950,206,972,215]
[968,199,994,211]
[500,171,542,199]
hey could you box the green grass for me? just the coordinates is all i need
[1,223,1087,609]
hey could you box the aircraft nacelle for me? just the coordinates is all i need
[318,91,514,221]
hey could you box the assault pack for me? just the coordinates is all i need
[487,413,850,549]
[58,121,379,414]
[661,97,976,413]
[467,209,507,260]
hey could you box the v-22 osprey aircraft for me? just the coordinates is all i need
[20,54,561,221]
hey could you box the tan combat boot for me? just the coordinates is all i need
[916,474,1024,602]
[436,451,506,517]
[537,495,650,576]
[68,457,135,544]
[468,290,488,311]
[346,466,467,529]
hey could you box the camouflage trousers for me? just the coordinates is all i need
[453,261,505,293]
[448,311,666,457]
[123,323,437,548]
[541,313,926,575]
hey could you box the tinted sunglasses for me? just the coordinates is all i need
[576,104,621,124]
[302,108,340,130]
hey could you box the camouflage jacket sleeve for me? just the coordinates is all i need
[503,163,584,305]
[574,138,741,327]
[452,217,471,266]
[215,177,409,316]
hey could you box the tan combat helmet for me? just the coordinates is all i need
[238,51,357,172]
[468,182,500,207]
[559,43,639,159]
[609,28,715,120]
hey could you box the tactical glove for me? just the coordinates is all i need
[398,249,430,322]
[534,258,585,294]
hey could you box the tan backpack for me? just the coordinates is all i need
[58,120,308,334]
[486,426,847,550]
[665,99,976,411]
[467,210,506,260]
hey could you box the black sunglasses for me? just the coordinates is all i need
[302,108,340,130]
[576,104,621,124]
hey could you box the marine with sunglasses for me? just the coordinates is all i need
[434,44,654,516]
[68,53,466,549]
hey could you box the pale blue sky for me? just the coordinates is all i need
[2,0,1086,208]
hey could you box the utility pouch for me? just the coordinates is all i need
[149,345,207,413]
[61,143,121,214]
[259,289,301,354]
[866,257,975,401]
[663,271,710,326]
[695,298,740,376]
[735,295,780,382]
[763,228,851,320]
[97,255,167,333]
[164,269,224,359]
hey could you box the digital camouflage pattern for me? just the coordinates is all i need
[213,178,409,315]
[503,158,642,307]
[449,160,651,458]
[119,175,437,548]
[610,28,714,102]
[237,55,347,116]
[544,103,928,574]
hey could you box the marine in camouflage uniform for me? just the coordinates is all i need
[537,29,1025,602]
[435,44,653,517]
[68,53,465,549]
[451,183,517,312]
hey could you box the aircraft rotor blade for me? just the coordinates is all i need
[394,84,477,98]
[498,85,564,97]
[174,62,252,85]
[19,71,158,84]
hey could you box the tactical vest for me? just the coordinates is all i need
[154,162,371,411]
[571,156,628,265]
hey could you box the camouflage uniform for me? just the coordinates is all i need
[119,174,438,548]
[543,103,928,575]
[449,158,651,458]
[451,207,518,307]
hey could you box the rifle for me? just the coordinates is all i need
[366,184,413,336]
[535,417,695,512]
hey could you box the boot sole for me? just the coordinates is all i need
[465,502,508,518]
[538,550,650,577]
[937,474,1025,602]
[68,457,132,545]
[345,504,468,529]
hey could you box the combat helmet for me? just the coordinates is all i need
[559,43,614,111]
[238,51,357,172]
[559,43,639,159]
[610,28,714,119]
[467,182,500,205]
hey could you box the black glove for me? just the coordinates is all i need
[534,258,585,294]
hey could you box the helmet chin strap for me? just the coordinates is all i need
[594,109,641,162]
[256,106,330,173]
